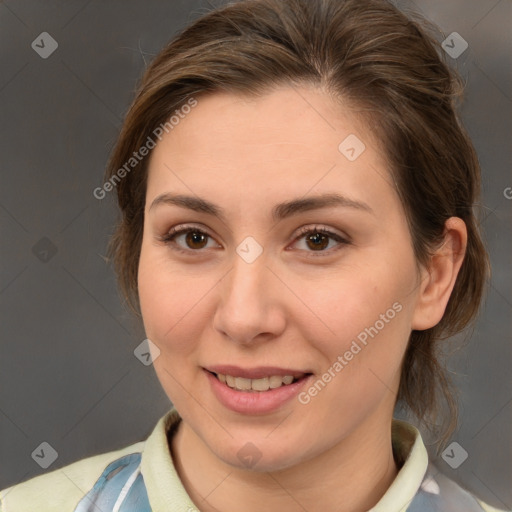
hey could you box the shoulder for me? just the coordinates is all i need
[0,440,145,512]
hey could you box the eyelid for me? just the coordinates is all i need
[293,224,350,243]
[158,223,350,255]
[158,223,216,246]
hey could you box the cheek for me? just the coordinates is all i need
[297,261,414,411]
[137,245,208,356]
[301,262,412,350]
[137,247,213,405]
[299,282,411,426]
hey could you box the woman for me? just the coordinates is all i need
[1,0,507,510]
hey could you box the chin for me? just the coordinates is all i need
[209,434,307,474]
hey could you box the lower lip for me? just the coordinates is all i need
[204,370,312,415]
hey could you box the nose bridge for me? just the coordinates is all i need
[214,240,283,342]
[224,242,270,309]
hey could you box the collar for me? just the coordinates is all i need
[141,408,428,512]
[370,418,429,511]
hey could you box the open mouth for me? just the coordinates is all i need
[206,370,311,392]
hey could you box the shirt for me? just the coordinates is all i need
[0,407,508,511]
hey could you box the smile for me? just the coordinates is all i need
[213,372,304,392]
[203,367,313,414]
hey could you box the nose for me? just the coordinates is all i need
[212,248,286,346]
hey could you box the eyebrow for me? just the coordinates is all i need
[148,192,374,222]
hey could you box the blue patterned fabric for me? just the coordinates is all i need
[72,454,491,511]
[73,453,151,512]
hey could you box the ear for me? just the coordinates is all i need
[411,217,467,331]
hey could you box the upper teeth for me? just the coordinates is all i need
[217,373,296,391]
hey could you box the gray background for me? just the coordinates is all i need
[0,0,510,509]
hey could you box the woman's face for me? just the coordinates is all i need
[138,86,426,471]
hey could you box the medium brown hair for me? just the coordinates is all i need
[104,0,490,451]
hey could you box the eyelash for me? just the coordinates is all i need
[158,224,350,257]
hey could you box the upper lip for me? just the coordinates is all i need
[204,365,312,380]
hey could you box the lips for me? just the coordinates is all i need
[204,367,314,414]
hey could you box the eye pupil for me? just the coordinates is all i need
[186,231,208,249]
[306,232,329,251]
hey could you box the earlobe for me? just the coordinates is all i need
[411,217,468,331]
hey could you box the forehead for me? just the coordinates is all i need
[146,86,397,215]
[152,87,381,159]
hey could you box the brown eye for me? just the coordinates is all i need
[292,225,350,256]
[161,226,218,253]
[304,232,330,251]
[183,231,209,250]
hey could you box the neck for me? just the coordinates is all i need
[170,408,399,512]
